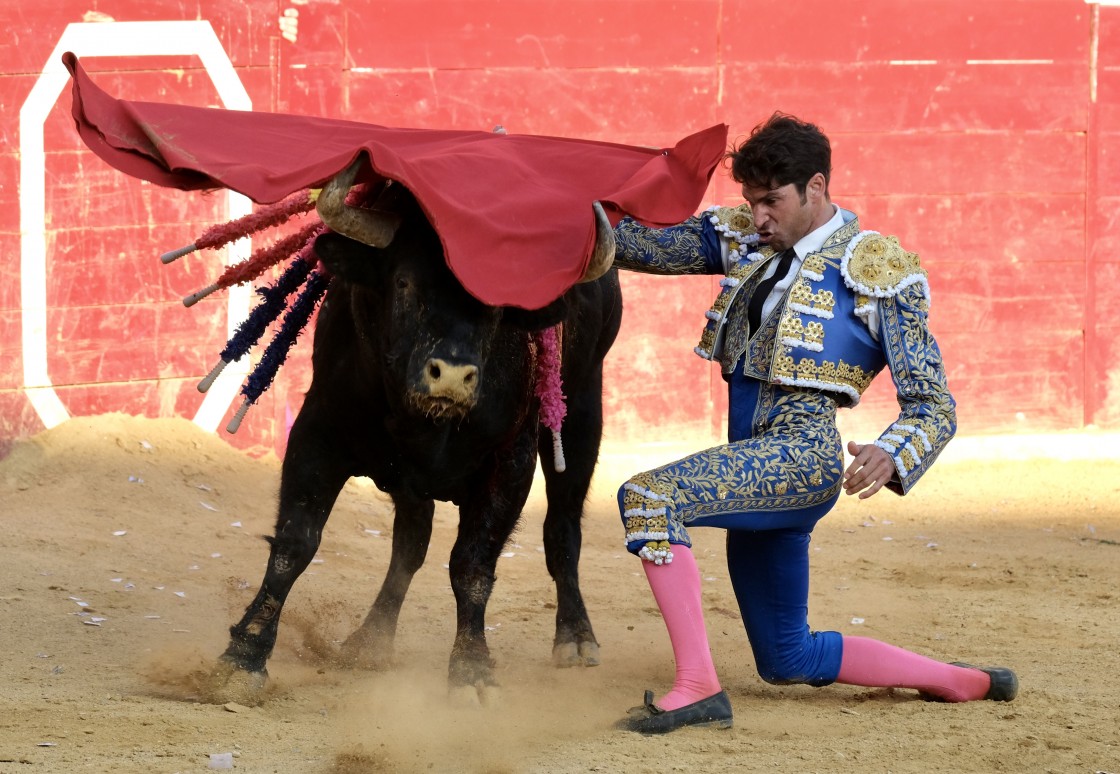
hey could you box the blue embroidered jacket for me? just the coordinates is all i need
[613,205,956,494]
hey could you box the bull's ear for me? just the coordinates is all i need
[314,232,383,286]
[501,296,570,331]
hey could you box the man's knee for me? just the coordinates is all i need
[755,650,811,685]
[751,633,840,687]
[755,657,832,687]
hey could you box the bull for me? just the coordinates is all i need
[213,159,622,703]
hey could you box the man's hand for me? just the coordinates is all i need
[843,441,895,499]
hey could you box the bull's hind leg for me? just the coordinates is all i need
[539,376,605,668]
[339,492,434,669]
[213,417,351,700]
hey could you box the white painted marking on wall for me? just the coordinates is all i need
[19,21,252,433]
[965,59,1055,65]
[280,8,300,44]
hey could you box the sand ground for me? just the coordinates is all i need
[0,413,1117,773]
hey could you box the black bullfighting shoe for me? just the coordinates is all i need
[615,689,733,734]
[919,662,1019,702]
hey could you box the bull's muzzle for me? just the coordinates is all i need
[413,358,480,419]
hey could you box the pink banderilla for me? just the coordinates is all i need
[533,324,567,473]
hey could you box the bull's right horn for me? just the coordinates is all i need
[579,201,616,283]
[316,158,401,248]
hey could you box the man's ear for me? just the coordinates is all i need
[810,173,828,201]
[807,172,828,202]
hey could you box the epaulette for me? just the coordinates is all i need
[705,204,760,261]
[840,231,930,299]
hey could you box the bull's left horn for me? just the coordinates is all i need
[316,158,401,247]
[580,201,616,283]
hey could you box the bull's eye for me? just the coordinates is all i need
[396,277,410,290]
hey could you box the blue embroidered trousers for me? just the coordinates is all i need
[618,369,846,684]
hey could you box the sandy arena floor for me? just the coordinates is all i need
[0,414,1117,773]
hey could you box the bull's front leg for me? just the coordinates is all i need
[446,434,536,704]
[208,414,351,704]
[339,491,434,669]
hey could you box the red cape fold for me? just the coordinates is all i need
[63,52,727,309]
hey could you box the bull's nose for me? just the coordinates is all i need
[423,358,479,402]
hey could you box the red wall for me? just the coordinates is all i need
[1,0,1116,458]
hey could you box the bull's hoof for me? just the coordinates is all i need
[448,683,502,708]
[338,627,394,671]
[553,640,601,668]
[195,658,269,706]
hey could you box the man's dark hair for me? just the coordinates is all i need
[728,112,832,198]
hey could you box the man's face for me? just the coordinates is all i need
[741,177,821,252]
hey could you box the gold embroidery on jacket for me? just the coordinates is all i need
[788,280,836,317]
[845,234,922,293]
[778,316,825,350]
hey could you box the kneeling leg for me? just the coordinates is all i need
[725,528,843,686]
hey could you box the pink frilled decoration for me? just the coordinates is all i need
[533,325,567,472]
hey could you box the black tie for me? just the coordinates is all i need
[746,248,795,336]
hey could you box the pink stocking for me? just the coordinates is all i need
[642,546,722,710]
[837,636,990,702]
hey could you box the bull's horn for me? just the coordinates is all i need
[315,158,401,247]
[579,201,616,283]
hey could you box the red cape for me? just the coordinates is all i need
[64,53,727,309]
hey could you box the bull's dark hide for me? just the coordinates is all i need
[218,189,623,697]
